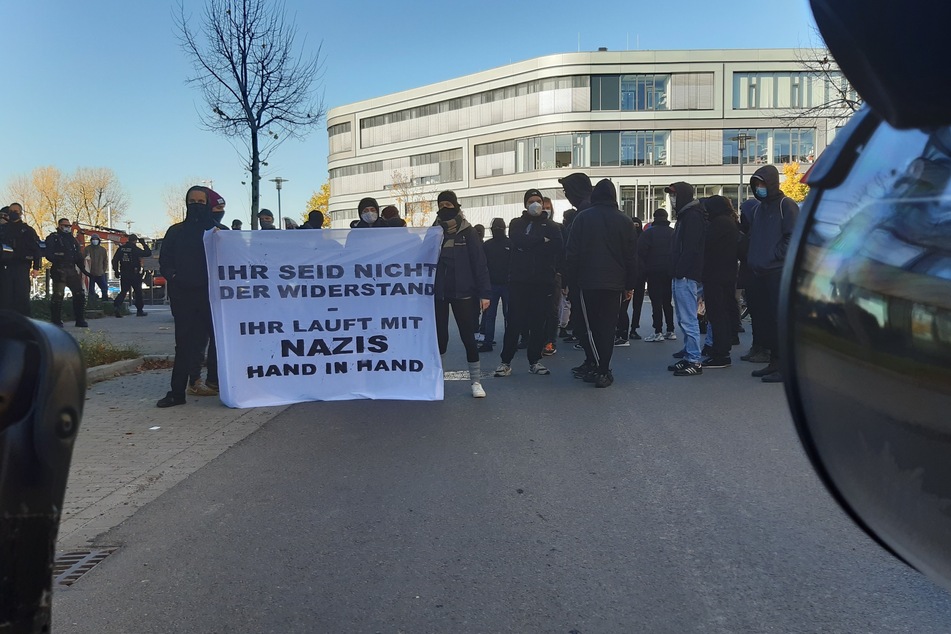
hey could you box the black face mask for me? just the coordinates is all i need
[437,206,458,221]
[186,202,213,227]
[8,212,20,223]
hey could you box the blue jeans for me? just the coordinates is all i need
[480,283,509,347]
[672,278,702,364]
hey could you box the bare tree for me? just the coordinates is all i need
[161,178,203,227]
[389,170,435,227]
[66,167,128,228]
[177,0,325,230]
[783,37,863,127]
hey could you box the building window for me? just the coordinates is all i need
[594,73,711,111]
[722,128,816,165]
[621,75,669,111]
[328,122,351,137]
[733,72,823,109]
[475,133,589,178]
[621,131,669,166]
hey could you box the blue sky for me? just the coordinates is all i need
[0,0,819,236]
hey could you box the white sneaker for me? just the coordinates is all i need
[644,332,662,342]
[529,362,551,375]
[493,363,512,377]
[471,382,486,398]
[664,332,677,340]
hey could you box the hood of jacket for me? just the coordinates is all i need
[703,195,737,220]
[750,165,782,200]
[559,172,593,208]
[669,182,695,213]
[590,179,619,207]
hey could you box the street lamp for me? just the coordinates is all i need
[269,177,289,228]
[731,133,754,208]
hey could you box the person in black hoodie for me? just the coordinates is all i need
[699,196,740,368]
[666,181,706,376]
[558,173,593,354]
[353,197,389,228]
[564,178,637,388]
[433,191,492,398]
[493,189,564,377]
[156,185,218,408]
[111,233,152,318]
[638,208,675,341]
[746,164,800,383]
[479,217,511,353]
[300,210,325,229]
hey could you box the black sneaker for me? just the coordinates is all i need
[671,349,686,359]
[74,320,89,328]
[673,362,703,376]
[564,335,578,342]
[477,344,493,353]
[156,393,186,408]
[558,327,570,338]
[668,359,691,372]
[572,361,595,377]
[583,370,600,383]
[136,310,148,317]
[629,330,641,340]
[761,371,783,383]
[701,344,713,357]
[594,371,614,388]
[701,356,732,369]
[751,363,780,378]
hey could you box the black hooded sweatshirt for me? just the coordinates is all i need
[669,183,705,281]
[638,219,674,274]
[747,165,800,274]
[160,190,216,290]
[508,210,564,286]
[701,197,740,284]
[564,179,638,291]
[483,227,512,286]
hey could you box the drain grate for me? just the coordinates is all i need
[53,548,117,588]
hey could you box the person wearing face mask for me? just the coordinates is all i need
[45,218,90,328]
[478,217,511,353]
[206,189,229,230]
[745,165,800,383]
[433,190,492,398]
[258,209,278,230]
[353,197,388,228]
[494,189,564,377]
[112,233,152,318]
[157,186,218,408]
[0,202,42,316]
[84,234,110,301]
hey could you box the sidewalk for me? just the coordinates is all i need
[58,307,288,550]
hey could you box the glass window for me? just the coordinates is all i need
[620,74,670,111]
[599,132,620,166]
[601,75,620,111]
[591,132,601,168]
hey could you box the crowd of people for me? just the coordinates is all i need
[0,165,796,405]
[421,166,796,396]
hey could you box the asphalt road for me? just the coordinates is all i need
[53,331,951,633]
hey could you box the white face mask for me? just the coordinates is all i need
[527,202,543,217]
[361,211,379,224]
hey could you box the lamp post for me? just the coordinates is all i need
[269,177,288,228]
[731,133,753,208]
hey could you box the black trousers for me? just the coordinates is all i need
[749,269,782,361]
[577,289,623,374]
[501,282,553,365]
[435,297,479,363]
[0,262,33,316]
[169,286,215,399]
[616,276,646,336]
[646,271,674,333]
[704,280,735,358]
[50,267,85,324]
[115,272,144,311]
[541,276,562,345]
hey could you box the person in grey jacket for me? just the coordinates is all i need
[746,164,800,383]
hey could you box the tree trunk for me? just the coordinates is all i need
[250,127,261,230]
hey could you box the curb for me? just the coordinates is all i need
[86,354,175,385]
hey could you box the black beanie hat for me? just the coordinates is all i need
[437,191,459,207]
[523,189,543,206]
[358,197,379,214]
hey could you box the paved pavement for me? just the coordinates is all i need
[58,306,287,550]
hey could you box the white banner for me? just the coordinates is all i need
[204,227,444,408]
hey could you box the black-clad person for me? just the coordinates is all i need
[45,218,90,327]
[112,233,152,317]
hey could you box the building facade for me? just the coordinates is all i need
[326,49,852,228]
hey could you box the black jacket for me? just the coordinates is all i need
[160,205,215,291]
[113,241,152,276]
[670,185,706,281]
[638,220,674,274]
[483,232,512,286]
[507,212,564,286]
[44,231,85,272]
[747,165,800,275]
[702,203,740,285]
[1,221,41,268]
[564,181,638,291]
[434,223,491,301]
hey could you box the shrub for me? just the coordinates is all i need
[78,333,141,368]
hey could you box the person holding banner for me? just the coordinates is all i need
[353,198,389,229]
[433,191,491,398]
[156,185,217,408]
